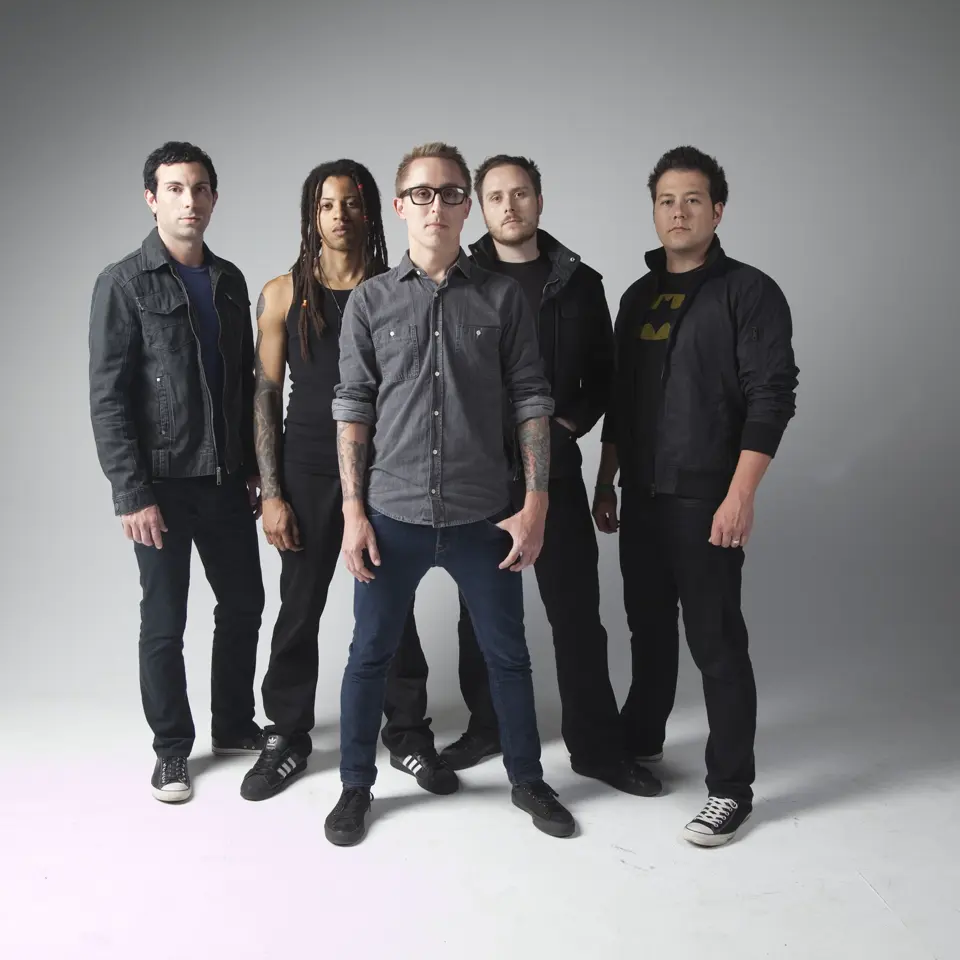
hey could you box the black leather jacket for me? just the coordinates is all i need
[89,228,256,515]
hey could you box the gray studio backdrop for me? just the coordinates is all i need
[1,0,957,729]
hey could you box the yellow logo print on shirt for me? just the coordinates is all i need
[651,293,686,310]
[639,322,671,340]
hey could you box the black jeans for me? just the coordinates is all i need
[341,509,542,787]
[134,474,264,758]
[387,476,626,768]
[261,470,429,755]
[618,489,757,803]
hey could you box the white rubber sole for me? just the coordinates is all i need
[635,753,664,764]
[152,785,192,803]
[682,811,751,847]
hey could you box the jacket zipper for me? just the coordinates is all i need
[172,271,222,485]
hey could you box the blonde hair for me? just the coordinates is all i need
[395,142,472,196]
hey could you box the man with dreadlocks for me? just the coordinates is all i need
[240,160,437,802]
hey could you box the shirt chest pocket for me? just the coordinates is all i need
[373,324,420,383]
[456,321,500,379]
[138,293,195,355]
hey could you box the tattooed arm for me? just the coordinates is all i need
[336,421,380,582]
[254,276,301,551]
[518,416,550,493]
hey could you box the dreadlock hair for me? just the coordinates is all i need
[290,159,388,360]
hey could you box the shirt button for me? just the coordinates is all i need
[434,371,439,377]
[431,488,436,494]
[433,449,438,455]
[434,330,440,337]
[433,410,439,416]
[389,330,395,337]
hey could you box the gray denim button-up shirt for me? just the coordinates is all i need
[332,250,554,527]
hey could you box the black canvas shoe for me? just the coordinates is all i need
[324,787,373,846]
[212,725,266,756]
[570,758,662,797]
[390,749,460,795]
[682,796,752,847]
[439,732,502,771]
[151,756,192,803]
[511,780,576,838]
[240,734,308,801]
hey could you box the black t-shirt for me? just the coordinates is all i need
[633,267,703,485]
[492,254,553,378]
[284,286,352,476]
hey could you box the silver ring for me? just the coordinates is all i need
[732,539,740,545]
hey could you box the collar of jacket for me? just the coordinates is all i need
[140,226,221,277]
[643,233,725,277]
[469,229,580,287]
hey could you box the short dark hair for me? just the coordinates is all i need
[647,146,728,205]
[474,154,542,201]
[143,141,218,196]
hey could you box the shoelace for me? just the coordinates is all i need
[524,781,561,811]
[334,788,372,819]
[696,796,738,828]
[160,757,188,785]
[410,751,446,772]
[250,745,284,775]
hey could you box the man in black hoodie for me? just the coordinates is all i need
[386,155,660,798]
[594,146,799,845]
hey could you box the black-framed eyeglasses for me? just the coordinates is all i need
[401,184,468,206]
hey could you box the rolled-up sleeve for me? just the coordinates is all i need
[499,280,554,424]
[332,285,378,425]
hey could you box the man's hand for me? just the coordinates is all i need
[262,497,301,551]
[247,475,263,519]
[121,504,168,549]
[592,486,619,534]
[710,490,755,548]
[342,505,380,582]
[496,495,547,572]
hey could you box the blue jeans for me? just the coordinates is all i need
[340,510,543,787]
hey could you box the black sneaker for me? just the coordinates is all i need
[212,725,266,756]
[511,780,576,838]
[390,749,460,795]
[570,758,662,797]
[324,787,373,846]
[151,756,192,803]
[240,734,308,801]
[439,732,502,771]
[682,796,752,847]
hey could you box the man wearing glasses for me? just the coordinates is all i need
[326,142,576,846]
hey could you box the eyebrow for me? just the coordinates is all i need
[658,190,707,199]
[162,180,211,187]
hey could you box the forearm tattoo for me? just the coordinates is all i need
[518,416,550,492]
[253,319,283,500]
[337,422,368,502]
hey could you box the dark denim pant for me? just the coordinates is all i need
[260,470,427,752]
[134,475,264,757]
[339,509,543,787]
[619,490,757,803]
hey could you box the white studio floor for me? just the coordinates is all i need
[1,664,957,960]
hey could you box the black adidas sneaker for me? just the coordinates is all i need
[212,725,266,756]
[390,749,459,795]
[682,796,752,847]
[240,733,308,801]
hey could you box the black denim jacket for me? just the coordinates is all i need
[89,228,256,515]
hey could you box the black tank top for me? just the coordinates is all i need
[283,287,352,475]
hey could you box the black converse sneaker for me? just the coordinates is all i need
[390,749,460,795]
[324,787,373,846]
[682,796,752,847]
[240,734,308,801]
[151,756,192,803]
[511,780,576,838]
[212,725,266,756]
